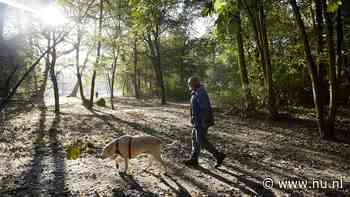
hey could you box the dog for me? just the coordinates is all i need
[101,135,167,173]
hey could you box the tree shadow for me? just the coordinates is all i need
[141,169,192,197]
[189,164,276,196]
[114,172,158,197]
[89,108,172,144]
[83,98,350,196]
[113,97,160,108]
[83,107,127,136]
[1,97,38,122]
[160,174,192,197]
[48,113,68,195]
[216,167,278,196]
[8,108,68,195]
[11,104,47,196]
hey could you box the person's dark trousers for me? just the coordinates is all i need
[191,126,220,161]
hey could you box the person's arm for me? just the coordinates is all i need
[191,94,201,129]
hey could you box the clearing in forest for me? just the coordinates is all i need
[0,97,350,196]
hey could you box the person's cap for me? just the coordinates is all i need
[187,76,201,84]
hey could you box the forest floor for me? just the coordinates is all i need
[1,96,350,197]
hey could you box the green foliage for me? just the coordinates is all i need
[203,0,239,38]
[65,140,97,160]
[65,141,83,160]
[327,0,342,12]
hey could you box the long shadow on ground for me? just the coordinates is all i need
[79,99,350,196]
[5,107,68,196]
[112,172,158,197]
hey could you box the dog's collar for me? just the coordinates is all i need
[115,142,121,155]
[115,137,132,158]
[128,137,132,159]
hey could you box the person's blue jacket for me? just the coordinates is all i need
[191,85,212,129]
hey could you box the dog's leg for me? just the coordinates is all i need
[115,159,119,169]
[156,155,167,174]
[145,155,154,171]
[150,149,167,174]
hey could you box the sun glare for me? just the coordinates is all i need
[42,5,67,27]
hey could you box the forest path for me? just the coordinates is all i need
[1,97,350,196]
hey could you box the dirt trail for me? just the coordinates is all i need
[1,97,349,196]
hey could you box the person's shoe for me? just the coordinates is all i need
[183,159,199,167]
[215,153,226,168]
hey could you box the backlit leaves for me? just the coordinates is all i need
[327,0,342,13]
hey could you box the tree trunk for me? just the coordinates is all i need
[315,0,324,77]
[314,0,326,115]
[257,0,275,116]
[137,68,141,95]
[243,0,272,115]
[0,44,54,112]
[323,0,338,138]
[153,28,166,105]
[133,37,140,99]
[122,78,126,96]
[71,26,84,99]
[110,46,118,109]
[237,0,254,113]
[70,30,90,106]
[0,3,5,42]
[50,32,60,114]
[89,0,103,109]
[336,1,343,80]
[145,30,166,104]
[70,27,81,98]
[290,0,326,137]
[244,6,266,81]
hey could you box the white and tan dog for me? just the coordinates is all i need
[101,135,167,173]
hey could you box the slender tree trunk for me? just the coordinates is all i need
[133,37,140,99]
[70,31,90,105]
[137,68,141,95]
[323,0,337,138]
[336,2,343,80]
[109,0,122,109]
[243,0,272,115]
[49,32,60,114]
[89,0,103,109]
[237,0,254,113]
[245,7,266,81]
[70,28,81,98]
[314,0,326,116]
[290,0,326,137]
[110,46,118,109]
[315,0,324,77]
[72,26,86,101]
[40,62,50,99]
[153,29,166,105]
[145,30,166,104]
[257,0,275,116]
[69,81,79,97]
[180,39,187,98]
[0,45,54,112]
[70,63,88,98]
[122,78,126,96]
[0,3,5,42]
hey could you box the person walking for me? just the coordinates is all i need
[184,76,225,167]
